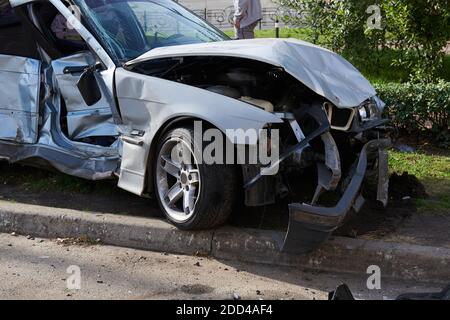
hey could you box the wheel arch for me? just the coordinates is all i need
[143,116,236,195]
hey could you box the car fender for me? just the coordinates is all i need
[115,67,283,196]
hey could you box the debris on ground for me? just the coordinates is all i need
[180,284,214,295]
[335,171,429,239]
[233,292,241,300]
[55,236,100,247]
[389,172,428,200]
[394,143,416,153]
[194,251,209,257]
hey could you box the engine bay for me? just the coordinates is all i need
[128,56,325,114]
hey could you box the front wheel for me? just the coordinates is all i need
[154,126,237,230]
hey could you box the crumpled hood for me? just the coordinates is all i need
[126,38,376,108]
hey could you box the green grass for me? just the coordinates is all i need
[389,150,450,214]
[389,151,450,180]
[223,27,311,40]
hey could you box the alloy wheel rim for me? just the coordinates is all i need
[156,137,201,223]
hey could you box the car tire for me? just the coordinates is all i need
[153,125,237,230]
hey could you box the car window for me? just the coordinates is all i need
[74,0,229,63]
[128,2,201,44]
[50,14,84,43]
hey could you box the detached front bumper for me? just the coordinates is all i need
[282,138,391,254]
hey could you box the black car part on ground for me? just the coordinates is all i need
[396,284,450,300]
[329,283,450,300]
[328,284,355,300]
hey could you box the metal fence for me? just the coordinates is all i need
[190,6,288,30]
[134,4,299,32]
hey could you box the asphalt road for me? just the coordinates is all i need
[0,233,442,300]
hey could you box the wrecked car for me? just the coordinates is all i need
[0,0,391,254]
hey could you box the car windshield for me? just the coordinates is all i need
[73,0,229,63]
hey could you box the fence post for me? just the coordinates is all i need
[275,19,280,38]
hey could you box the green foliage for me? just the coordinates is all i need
[277,0,381,51]
[382,0,450,82]
[277,0,450,82]
[375,81,450,146]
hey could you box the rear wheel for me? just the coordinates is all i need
[154,126,237,230]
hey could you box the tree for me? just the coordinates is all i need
[278,0,450,82]
[383,0,450,82]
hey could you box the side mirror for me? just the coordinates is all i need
[77,66,102,106]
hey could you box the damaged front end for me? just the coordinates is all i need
[245,99,392,254]
[125,39,393,254]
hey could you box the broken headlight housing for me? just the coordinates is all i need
[358,96,385,122]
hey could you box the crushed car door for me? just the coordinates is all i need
[0,0,41,144]
[0,54,41,144]
[22,0,119,144]
[51,51,118,142]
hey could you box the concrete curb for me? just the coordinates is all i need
[1,200,449,283]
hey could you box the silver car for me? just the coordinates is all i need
[0,0,391,253]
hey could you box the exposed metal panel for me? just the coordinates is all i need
[0,141,119,180]
[0,54,40,144]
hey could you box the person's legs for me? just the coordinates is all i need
[242,21,258,39]
[236,21,259,39]
[241,24,255,39]
[235,26,244,39]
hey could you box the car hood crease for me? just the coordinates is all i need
[125,38,376,109]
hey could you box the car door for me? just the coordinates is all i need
[0,5,41,144]
[26,0,119,143]
[51,51,118,141]
[0,54,41,144]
